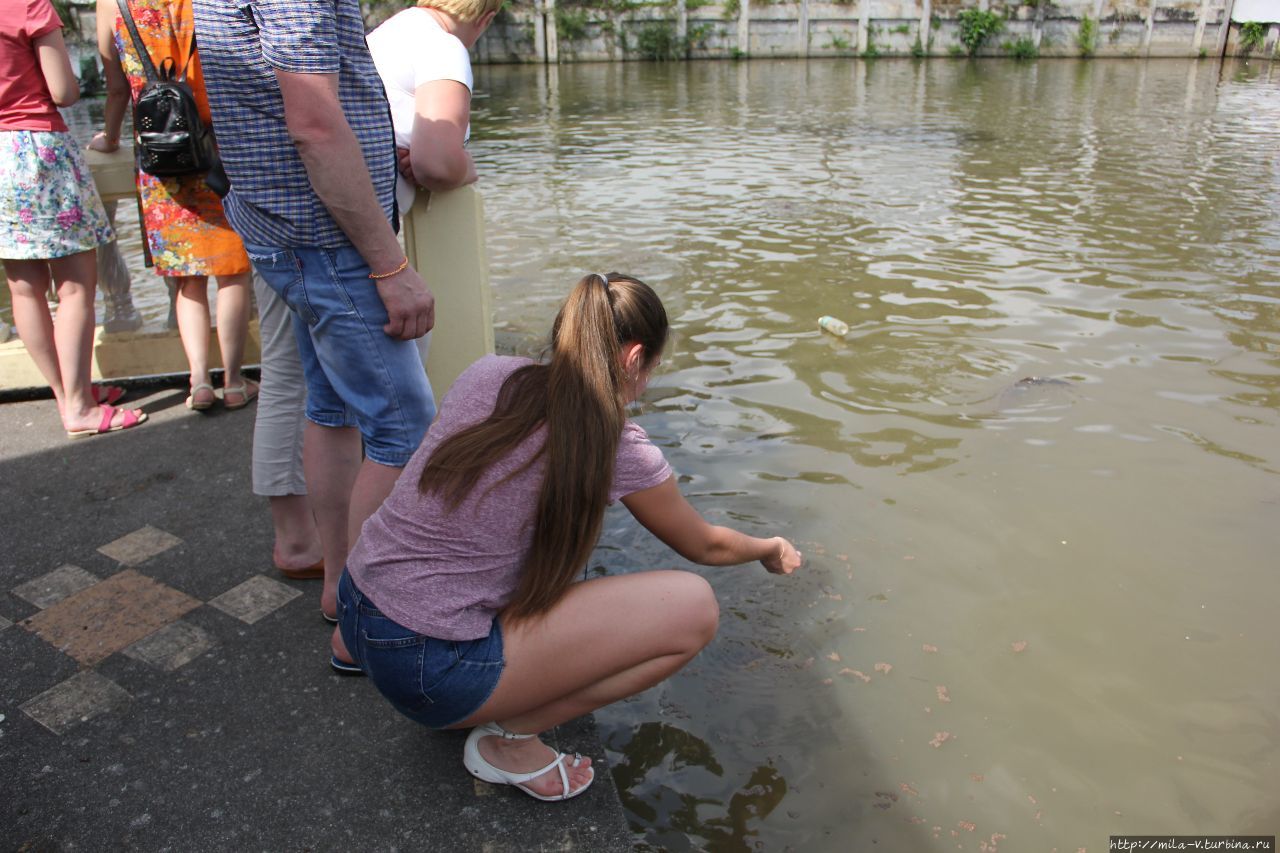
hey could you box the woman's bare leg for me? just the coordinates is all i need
[173,275,215,406]
[6,259,63,403]
[213,271,254,397]
[48,251,100,426]
[8,252,121,431]
[453,570,720,798]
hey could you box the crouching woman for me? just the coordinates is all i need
[336,272,802,801]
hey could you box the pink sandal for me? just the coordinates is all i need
[66,404,148,439]
[91,385,126,406]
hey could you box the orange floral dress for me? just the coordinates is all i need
[113,0,247,277]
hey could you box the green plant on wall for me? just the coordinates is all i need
[686,22,713,50]
[863,25,880,57]
[911,34,925,57]
[957,8,1003,56]
[828,32,852,51]
[1004,35,1037,59]
[555,7,591,42]
[1239,21,1265,54]
[721,0,740,20]
[51,0,83,36]
[636,19,681,59]
[1076,14,1097,56]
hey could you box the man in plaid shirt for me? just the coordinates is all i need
[193,0,437,640]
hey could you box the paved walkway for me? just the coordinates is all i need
[0,384,632,851]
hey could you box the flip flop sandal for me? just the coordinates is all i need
[186,383,216,411]
[222,381,259,410]
[329,655,364,676]
[92,385,126,406]
[278,560,324,581]
[67,405,148,439]
[463,723,595,802]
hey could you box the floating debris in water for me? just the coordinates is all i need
[1011,641,1029,653]
[827,651,841,662]
[818,315,850,337]
[929,731,952,748]
[936,686,951,703]
[840,668,871,683]
[922,643,939,653]
[970,773,985,782]
[900,782,919,797]
[875,662,893,675]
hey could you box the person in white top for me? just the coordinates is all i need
[366,0,500,214]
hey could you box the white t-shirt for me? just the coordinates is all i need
[367,8,473,213]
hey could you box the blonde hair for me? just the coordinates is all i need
[416,0,504,23]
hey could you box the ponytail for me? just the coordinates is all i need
[420,273,669,621]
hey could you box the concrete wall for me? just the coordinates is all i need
[475,0,1280,61]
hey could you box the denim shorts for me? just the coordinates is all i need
[244,243,435,468]
[337,569,505,729]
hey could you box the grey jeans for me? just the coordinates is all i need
[251,271,308,496]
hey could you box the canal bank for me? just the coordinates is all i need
[0,389,634,851]
[469,0,1280,62]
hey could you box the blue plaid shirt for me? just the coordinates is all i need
[192,0,397,248]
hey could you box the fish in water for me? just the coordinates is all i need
[1013,376,1070,388]
[996,376,1075,412]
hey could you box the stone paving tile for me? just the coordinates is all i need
[122,620,214,672]
[20,670,132,735]
[207,575,300,625]
[96,525,183,567]
[22,569,201,667]
[13,564,100,609]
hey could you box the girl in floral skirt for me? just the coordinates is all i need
[1,0,147,436]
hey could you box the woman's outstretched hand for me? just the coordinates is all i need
[761,537,802,575]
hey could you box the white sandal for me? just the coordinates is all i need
[463,722,594,802]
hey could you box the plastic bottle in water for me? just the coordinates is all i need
[818,315,850,337]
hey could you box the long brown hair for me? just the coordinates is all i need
[420,273,668,621]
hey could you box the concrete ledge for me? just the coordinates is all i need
[0,320,261,387]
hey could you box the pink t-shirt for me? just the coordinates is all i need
[348,354,673,640]
[0,0,68,131]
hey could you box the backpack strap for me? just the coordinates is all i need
[115,0,161,83]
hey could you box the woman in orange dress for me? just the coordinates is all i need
[92,0,257,410]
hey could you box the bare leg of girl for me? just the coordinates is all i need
[453,570,721,799]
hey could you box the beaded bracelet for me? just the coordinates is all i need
[369,257,409,280]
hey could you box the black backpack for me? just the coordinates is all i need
[115,0,224,189]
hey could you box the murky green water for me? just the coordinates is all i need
[12,56,1278,852]
[469,59,1280,851]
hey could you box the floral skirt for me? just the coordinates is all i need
[0,130,114,260]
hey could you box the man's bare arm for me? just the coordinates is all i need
[275,68,434,340]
